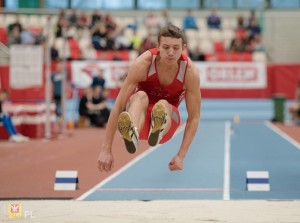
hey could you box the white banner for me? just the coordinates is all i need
[71,61,130,89]
[71,61,267,90]
[9,45,43,88]
[196,62,266,89]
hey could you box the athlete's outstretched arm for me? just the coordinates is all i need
[98,51,151,172]
[169,60,201,171]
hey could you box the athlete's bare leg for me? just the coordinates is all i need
[117,91,149,153]
[127,91,149,131]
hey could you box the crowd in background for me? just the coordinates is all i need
[228,10,264,53]
[1,8,265,63]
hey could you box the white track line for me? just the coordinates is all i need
[265,121,300,151]
[76,123,187,201]
[96,188,223,192]
[223,121,231,201]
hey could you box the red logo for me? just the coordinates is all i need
[11,204,20,213]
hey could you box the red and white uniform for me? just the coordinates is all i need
[136,48,189,143]
[137,48,188,107]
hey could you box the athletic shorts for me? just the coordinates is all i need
[139,104,181,144]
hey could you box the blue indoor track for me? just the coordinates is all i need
[77,99,300,201]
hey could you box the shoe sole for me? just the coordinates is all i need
[117,112,137,154]
[148,102,166,147]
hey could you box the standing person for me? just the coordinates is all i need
[51,60,64,118]
[0,90,29,143]
[98,25,201,172]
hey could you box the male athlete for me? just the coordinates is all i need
[98,25,201,172]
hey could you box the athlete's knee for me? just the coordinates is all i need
[133,91,149,103]
[156,99,169,106]
[156,99,172,113]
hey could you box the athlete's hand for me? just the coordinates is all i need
[98,150,114,172]
[169,155,183,171]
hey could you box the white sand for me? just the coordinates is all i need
[1,200,300,223]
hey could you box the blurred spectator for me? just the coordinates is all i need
[58,9,67,21]
[248,9,257,26]
[35,33,46,45]
[7,26,21,46]
[230,33,246,53]
[78,87,93,127]
[236,15,246,30]
[91,68,106,89]
[207,9,221,29]
[90,10,102,29]
[288,78,300,125]
[189,46,206,61]
[246,34,265,52]
[129,29,143,51]
[0,90,29,143]
[105,31,116,50]
[51,45,59,61]
[159,10,173,28]
[78,86,110,128]
[51,60,65,117]
[182,9,198,30]
[252,34,264,51]
[104,13,117,34]
[128,19,138,31]
[68,9,79,28]
[246,18,261,38]
[91,21,107,50]
[144,11,160,34]
[55,15,69,38]
[114,29,131,50]
[7,16,23,46]
[7,16,23,34]
[20,28,36,45]
[138,33,156,54]
[78,11,90,29]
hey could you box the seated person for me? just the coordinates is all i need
[188,46,206,61]
[246,18,261,39]
[288,79,300,125]
[207,9,221,29]
[230,32,247,53]
[79,86,110,127]
[0,90,29,142]
[91,68,106,89]
[182,9,198,30]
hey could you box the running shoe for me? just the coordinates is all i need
[117,112,139,154]
[148,102,167,147]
